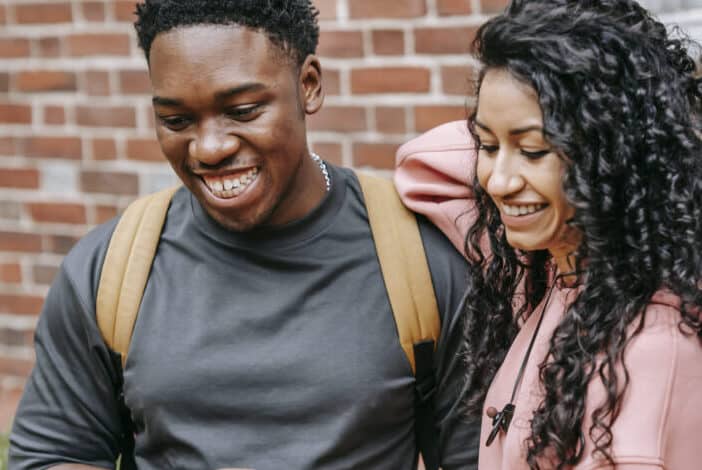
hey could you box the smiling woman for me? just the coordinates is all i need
[395,0,702,468]
[471,69,578,271]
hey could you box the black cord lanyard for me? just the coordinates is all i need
[485,278,559,447]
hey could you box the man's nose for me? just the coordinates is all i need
[189,123,239,167]
[486,152,524,197]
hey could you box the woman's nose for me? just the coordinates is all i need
[486,153,524,197]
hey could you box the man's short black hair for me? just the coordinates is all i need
[134,0,320,65]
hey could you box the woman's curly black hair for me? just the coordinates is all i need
[134,0,319,65]
[462,0,702,467]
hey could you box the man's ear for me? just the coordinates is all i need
[299,55,324,115]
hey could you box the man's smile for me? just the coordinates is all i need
[201,167,260,199]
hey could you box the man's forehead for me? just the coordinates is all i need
[151,24,266,59]
[147,24,298,103]
[149,23,291,69]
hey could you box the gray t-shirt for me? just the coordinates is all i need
[10,165,479,469]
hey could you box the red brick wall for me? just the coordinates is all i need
[0,0,508,429]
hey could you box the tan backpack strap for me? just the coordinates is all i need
[96,186,179,368]
[356,172,440,374]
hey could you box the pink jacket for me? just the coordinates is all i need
[394,120,476,255]
[395,121,702,469]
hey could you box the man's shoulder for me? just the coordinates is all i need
[331,164,465,276]
[59,216,120,301]
[62,186,189,285]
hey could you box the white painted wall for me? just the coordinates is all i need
[643,0,702,42]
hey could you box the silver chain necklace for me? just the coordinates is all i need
[310,152,331,192]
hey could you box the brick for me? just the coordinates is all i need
[0,263,22,283]
[0,73,8,93]
[82,70,111,96]
[27,202,87,224]
[0,232,42,252]
[316,0,337,20]
[23,136,82,160]
[45,234,81,255]
[44,105,66,125]
[349,0,426,18]
[0,387,23,433]
[0,168,39,189]
[414,27,476,54]
[376,107,407,134]
[82,1,106,21]
[352,143,399,169]
[318,30,364,58]
[0,294,44,315]
[119,69,151,94]
[0,104,32,124]
[37,37,62,58]
[76,106,136,128]
[351,67,431,94]
[113,0,137,22]
[441,65,477,96]
[0,327,33,348]
[68,34,131,57]
[415,105,468,132]
[0,4,5,24]
[81,171,139,196]
[437,0,473,15]
[0,137,17,156]
[126,138,165,162]
[481,0,509,14]
[308,106,367,132]
[0,356,34,376]
[372,30,405,56]
[96,205,119,224]
[15,3,72,24]
[310,143,343,166]
[92,138,117,160]
[323,68,340,96]
[33,264,59,285]
[0,38,31,58]
[16,71,76,92]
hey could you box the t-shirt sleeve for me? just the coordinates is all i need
[418,217,480,469]
[9,228,126,469]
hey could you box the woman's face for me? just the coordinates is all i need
[475,68,577,259]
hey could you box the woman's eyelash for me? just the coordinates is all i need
[521,149,550,159]
[479,144,498,152]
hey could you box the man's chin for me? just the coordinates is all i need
[207,208,269,233]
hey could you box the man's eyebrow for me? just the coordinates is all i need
[215,83,267,100]
[152,83,267,107]
[152,96,182,107]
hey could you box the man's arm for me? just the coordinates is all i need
[417,219,480,469]
[9,256,126,469]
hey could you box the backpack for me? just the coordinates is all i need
[96,171,442,470]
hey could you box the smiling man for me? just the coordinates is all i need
[8,1,478,469]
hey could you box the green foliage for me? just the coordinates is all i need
[0,432,8,470]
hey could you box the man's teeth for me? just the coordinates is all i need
[204,168,259,197]
[503,203,546,216]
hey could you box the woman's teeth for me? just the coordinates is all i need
[203,168,259,198]
[503,203,547,217]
